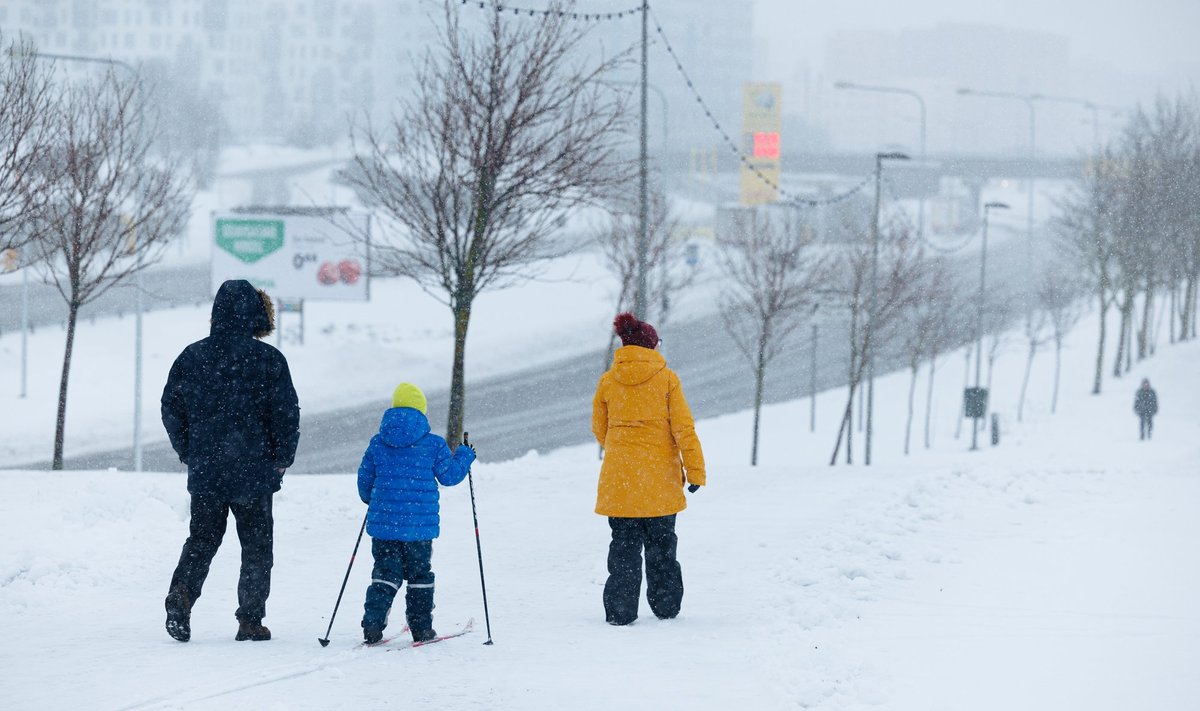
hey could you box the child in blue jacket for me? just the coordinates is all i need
[358,382,475,644]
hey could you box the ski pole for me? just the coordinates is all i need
[317,513,367,647]
[464,432,494,645]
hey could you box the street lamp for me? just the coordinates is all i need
[27,50,148,472]
[865,150,910,466]
[834,81,927,245]
[971,201,1010,451]
[956,87,1036,322]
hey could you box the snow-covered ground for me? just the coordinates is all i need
[2,290,1197,709]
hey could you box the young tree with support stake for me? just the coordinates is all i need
[1037,270,1085,414]
[717,208,826,466]
[595,184,694,366]
[828,216,925,466]
[345,0,631,446]
[31,68,192,469]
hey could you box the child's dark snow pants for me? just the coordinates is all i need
[362,539,435,634]
[603,514,683,625]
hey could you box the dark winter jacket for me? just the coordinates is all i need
[161,280,301,498]
[1134,388,1158,418]
[357,407,475,541]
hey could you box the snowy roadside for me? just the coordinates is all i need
[2,300,1197,709]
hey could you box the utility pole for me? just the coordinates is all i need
[865,151,909,466]
[972,202,1009,451]
[634,1,649,318]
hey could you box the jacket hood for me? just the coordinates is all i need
[211,279,271,337]
[378,407,431,448]
[610,345,666,386]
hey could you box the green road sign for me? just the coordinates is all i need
[215,219,284,264]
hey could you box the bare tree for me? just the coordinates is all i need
[717,207,826,465]
[897,257,958,454]
[0,33,60,253]
[1055,147,1122,394]
[828,214,925,465]
[595,184,694,366]
[1037,271,1085,414]
[344,1,630,445]
[32,68,193,469]
[1016,289,1053,422]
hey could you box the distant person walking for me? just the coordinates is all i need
[1134,378,1158,441]
[592,312,706,626]
[161,279,301,643]
[356,382,475,644]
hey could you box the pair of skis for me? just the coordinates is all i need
[361,618,475,651]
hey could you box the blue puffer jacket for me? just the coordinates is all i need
[357,407,475,541]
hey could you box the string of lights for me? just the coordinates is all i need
[647,7,870,208]
[457,0,643,21]
[455,1,872,207]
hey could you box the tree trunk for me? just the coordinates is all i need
[955,347,970,439]
[923,354,937,449]
[750,338,767,466]
[1112,294,1129,378]
[1124,293,1134,373]
[1051,334,1063,414]
[1137,287,1154,360]
[1018,340,1036,422]
[829,387,853,466]
[53,301,81,470]
[1169,283,1177,344]
[904,363,917,455]
[1093,289,1108,395]
[445,302,472,449]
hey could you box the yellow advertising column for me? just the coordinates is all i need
[740,82,782,206]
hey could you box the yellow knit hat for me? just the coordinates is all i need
[391,382,427,414]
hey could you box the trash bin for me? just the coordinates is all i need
[963,387,988,419]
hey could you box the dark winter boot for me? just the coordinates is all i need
[412,628,437,644]
[363,626,383,645]
[235,618,272,641]
[165,582,192,642]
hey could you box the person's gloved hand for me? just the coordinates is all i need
[687,484,700,493]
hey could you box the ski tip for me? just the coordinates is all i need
[318,638,330,647]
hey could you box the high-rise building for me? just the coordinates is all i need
[0,0,429,144]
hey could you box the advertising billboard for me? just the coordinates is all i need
[211,209,369,301]
[740,83,782,206]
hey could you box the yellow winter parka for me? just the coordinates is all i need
[592,345,706,518]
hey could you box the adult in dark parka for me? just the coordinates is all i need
[1134,378,1158,441]
[161,279,301,642]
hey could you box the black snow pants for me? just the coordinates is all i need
[167,492,274,622]
[362,538,435,636]
[1140,415,1154,440]
[604,514,683,625]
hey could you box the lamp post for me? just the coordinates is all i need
[834,81,927,245]
[865,151,910,466]
[28,50,147,471]
[956,88,1036,321]
[971,201,1010,451]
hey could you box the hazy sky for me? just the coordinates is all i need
[753,0,1200,81]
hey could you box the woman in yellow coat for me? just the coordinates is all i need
[592,312,706,625]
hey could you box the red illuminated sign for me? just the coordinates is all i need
[752,131,780,159]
